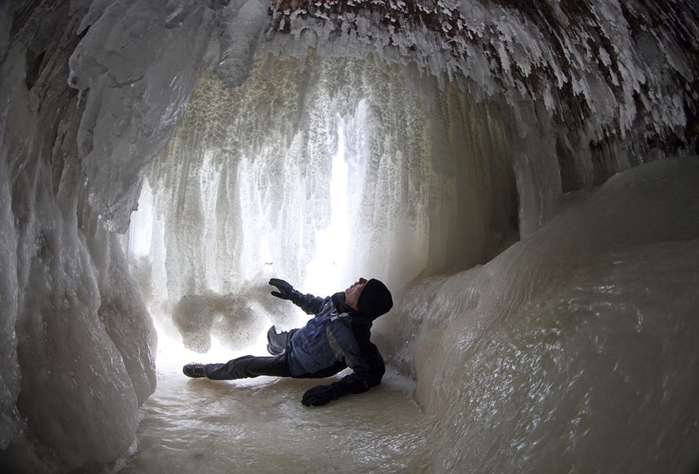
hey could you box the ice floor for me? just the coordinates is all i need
[112,347,430,474]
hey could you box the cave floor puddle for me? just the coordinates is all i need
[112,359,431,473]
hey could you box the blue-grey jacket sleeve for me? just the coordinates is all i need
[329,322,385,397]
[291,292,329,316]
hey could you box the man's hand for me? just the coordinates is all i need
[269,278,294,300]
[302,384,338,407]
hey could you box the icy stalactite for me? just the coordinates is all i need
[61,0,699,249]
[133,52,518,351]
[65,0,273,234]
[266,0,698,143]
[53,0,699,279]
[215,0,271,88]
[68,0,215,233]
[263,0,699,235]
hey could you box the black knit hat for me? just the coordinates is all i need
[357,279,393,319]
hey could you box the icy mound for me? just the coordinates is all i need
[378,157,699,472]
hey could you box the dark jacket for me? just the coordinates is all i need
[287,292,385,396]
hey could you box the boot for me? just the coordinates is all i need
[267,326,295,355]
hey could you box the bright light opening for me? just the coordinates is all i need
[303,123,350,296]
[125,122,357,363]
[128,177,153,259]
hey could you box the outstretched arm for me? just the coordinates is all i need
[268,278,325,315]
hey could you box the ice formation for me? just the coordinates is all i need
[1,0,698,472]
[379,157,699,472]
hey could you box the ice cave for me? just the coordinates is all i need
[1,0,699,472]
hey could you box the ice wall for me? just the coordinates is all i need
[133,53,517,351]
[0,1,186,471]
[0,1,280,470]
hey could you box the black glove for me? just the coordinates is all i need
[302,384,338,407]
[269,278,294,300]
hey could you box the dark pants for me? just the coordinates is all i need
[202,353,341,381]
[204,354,293,380]
[203,327,341,380]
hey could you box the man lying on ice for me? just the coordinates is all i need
[183,277,393,407]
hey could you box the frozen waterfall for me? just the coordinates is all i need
[1,0,699,473]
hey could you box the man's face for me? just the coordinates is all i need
[344,277,368,310]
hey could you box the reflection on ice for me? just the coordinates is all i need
[115,356,429,474]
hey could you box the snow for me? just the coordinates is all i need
[1,0,698,472]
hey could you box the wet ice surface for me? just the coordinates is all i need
[114,355,429,474]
